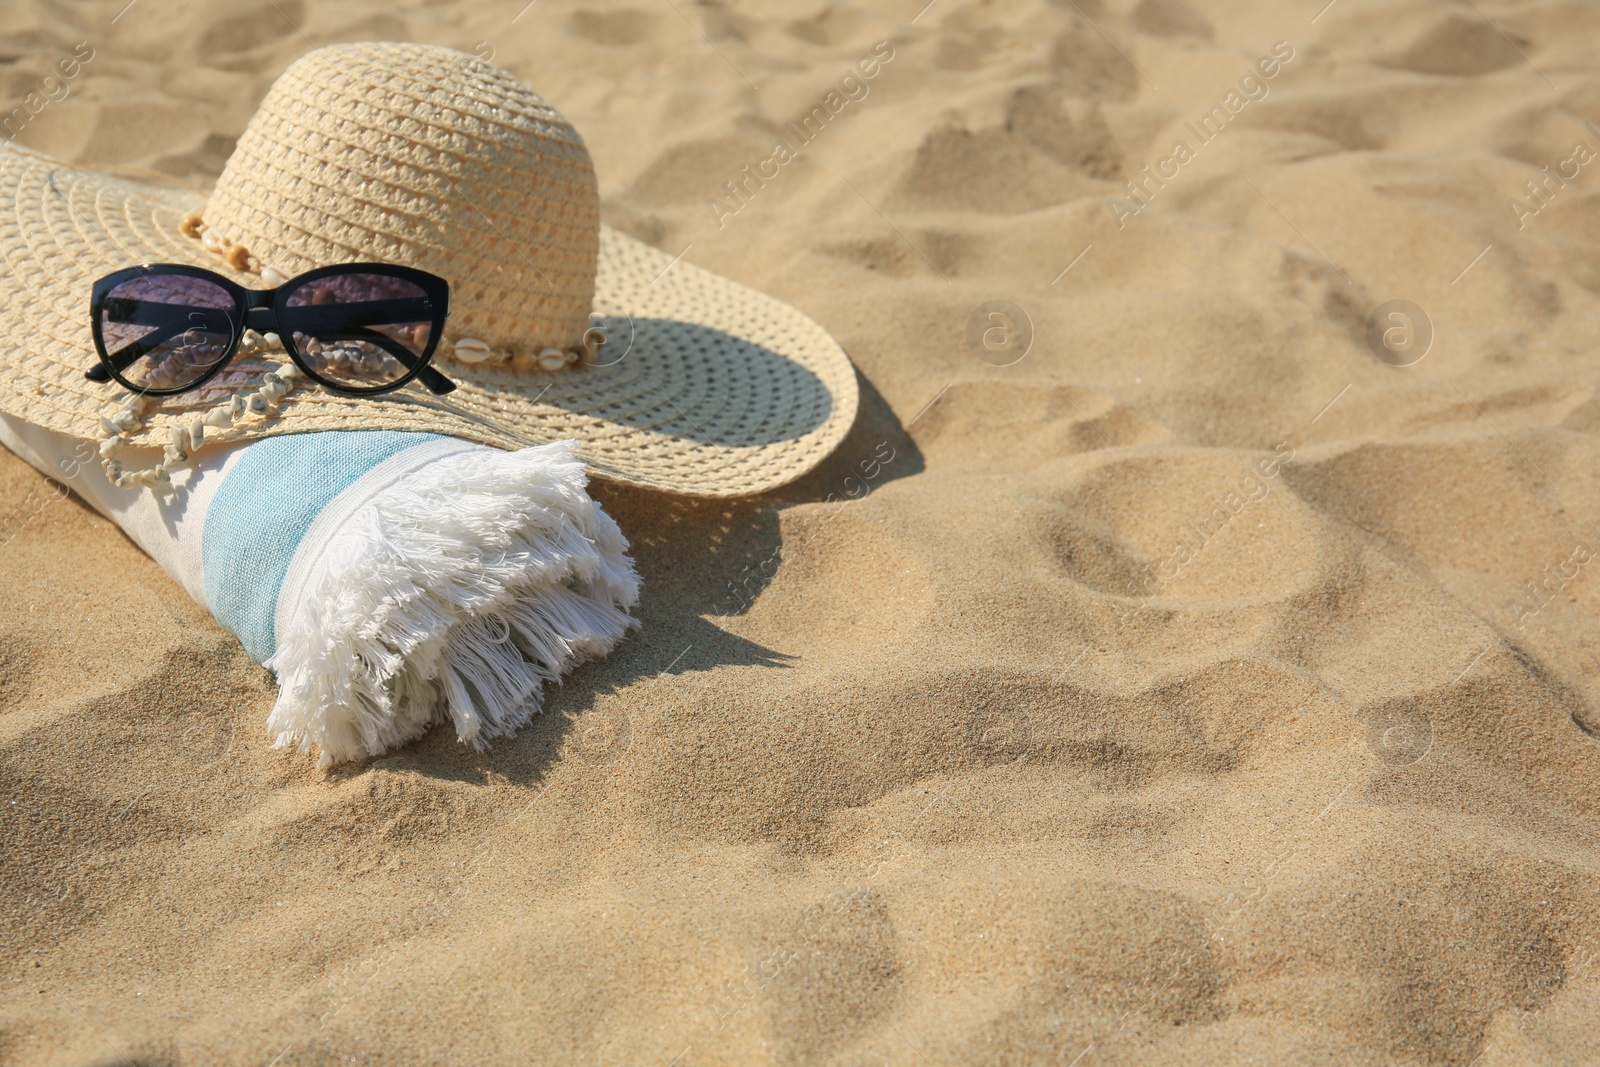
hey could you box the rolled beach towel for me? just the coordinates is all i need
[0,415,638,766]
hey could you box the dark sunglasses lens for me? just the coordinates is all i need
[99,275,237,391]
[282,272,435,390]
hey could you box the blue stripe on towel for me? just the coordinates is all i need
[203,430,442,663]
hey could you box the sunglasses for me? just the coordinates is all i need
[86,262,457,397]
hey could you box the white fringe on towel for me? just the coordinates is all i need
[264,440,640,766]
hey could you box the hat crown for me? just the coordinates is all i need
[202,42,599,357]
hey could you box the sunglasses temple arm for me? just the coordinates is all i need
[87,305,240,379]
[283,298,434,331]
[86,320,209,379]
[311,327,457,395]
[416,364,458,396]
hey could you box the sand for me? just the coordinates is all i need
[4,0,1600,1063]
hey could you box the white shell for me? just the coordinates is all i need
[538,348,569,372]
[170,425,191,453]
[189,418,206,449]
[112,410,141,432]
[204,407,233,429]
[261,332,281,350]
[99,416,120,437]
[260,265,289,287]
[249,394,270,414]
[451,337,492,363]
[98,438,122,458]
[231,395,249,419]
[200,230,222,251]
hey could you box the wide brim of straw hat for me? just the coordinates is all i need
[0,143,858,498]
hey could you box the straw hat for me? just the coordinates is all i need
[0,42,858,497]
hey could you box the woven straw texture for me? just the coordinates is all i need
[206,43,599,352]
[0,42,857,498]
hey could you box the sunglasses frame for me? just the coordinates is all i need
[87,262,456,398]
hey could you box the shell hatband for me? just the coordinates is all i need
[97,329,300,489]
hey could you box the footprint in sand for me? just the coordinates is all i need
[1381,14,1531,77]
[1131,0,1213,41]
[785,4,868,47]
[199,0,307,53]
[569,9,659,47]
